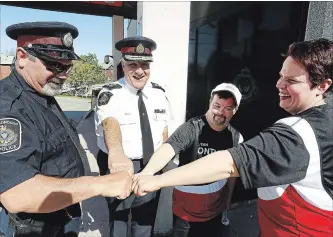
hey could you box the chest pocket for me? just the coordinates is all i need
[152,108,168,130]
[118,113,138,142]
[153,112,168,122]
[43,126,80,177]
[151,95,168,124]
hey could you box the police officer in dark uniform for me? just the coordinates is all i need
[0,21,132,237]
[94,37,172,237]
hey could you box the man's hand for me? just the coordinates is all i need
[100,170,132,199]
[131,175,162,196]
[109,154,134,176]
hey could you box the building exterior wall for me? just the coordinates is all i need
[0,65,11,80]
[112,15,124,81]
[136,2,191,235]
[138,1,191,135]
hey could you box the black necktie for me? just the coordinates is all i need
[137,90,154,165]
[48,98,89,175]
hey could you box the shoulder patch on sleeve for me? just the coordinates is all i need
[0,118,21,154]
[151,82,165,92]
[102,83,122,91]
[98,91,113,106]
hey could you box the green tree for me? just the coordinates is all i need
[66,53,108,95]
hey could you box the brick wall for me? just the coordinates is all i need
[0,65,11,80]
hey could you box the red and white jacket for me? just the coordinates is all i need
[229,104,333,237]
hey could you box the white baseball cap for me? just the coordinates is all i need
[211,83,242,107]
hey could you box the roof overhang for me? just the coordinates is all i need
[0,1,137,19]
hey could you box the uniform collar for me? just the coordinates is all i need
[11,68,35,93]
[120,77,150,97]
[11,68,50,108]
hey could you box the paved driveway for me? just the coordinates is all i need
[56,96,91,122]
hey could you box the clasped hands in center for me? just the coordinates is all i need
[106,157,162,200]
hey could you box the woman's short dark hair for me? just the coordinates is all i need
[285,38,333,96]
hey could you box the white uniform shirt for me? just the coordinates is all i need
[94,77,171,160]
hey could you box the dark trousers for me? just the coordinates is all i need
[0,208,79,237]
[2,221,79,237]
[172,214,222,237]
[97,150,159,237]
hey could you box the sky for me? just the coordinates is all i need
[0,5,128,63]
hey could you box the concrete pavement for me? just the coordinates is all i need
[56,96,92,112]
[56,96,91,121]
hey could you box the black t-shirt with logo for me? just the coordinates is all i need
[166,115,241,222]
[167,115,235,164]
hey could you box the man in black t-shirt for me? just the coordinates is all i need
[133,83,243,237]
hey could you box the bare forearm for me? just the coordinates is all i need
[142,143,175,174]
[158,150,239,188]
[162,127,168,143]
[103,117,125,157]
[1,174,102,214]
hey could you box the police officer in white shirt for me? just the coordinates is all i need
[94,36,170,237]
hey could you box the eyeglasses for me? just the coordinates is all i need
[26,50,73,75]
[24,47,74,75]
[40,58,73,75]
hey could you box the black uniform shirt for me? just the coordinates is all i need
[0,69,84,194]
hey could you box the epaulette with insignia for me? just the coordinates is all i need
[97,83,122,106]
[97,91,113,106]
[151,82,165,92]
[102,83,122,91]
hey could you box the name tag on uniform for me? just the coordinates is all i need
[154,109,166,114]
[154,109,167,121]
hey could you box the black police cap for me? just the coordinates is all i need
[115,36,157,62]
[6,21,80,61]
[6,21,79,40]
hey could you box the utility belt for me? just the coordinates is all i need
[7,204,81,235]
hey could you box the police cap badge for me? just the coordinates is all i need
[115,36,157,62]
[61,32,74,48]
